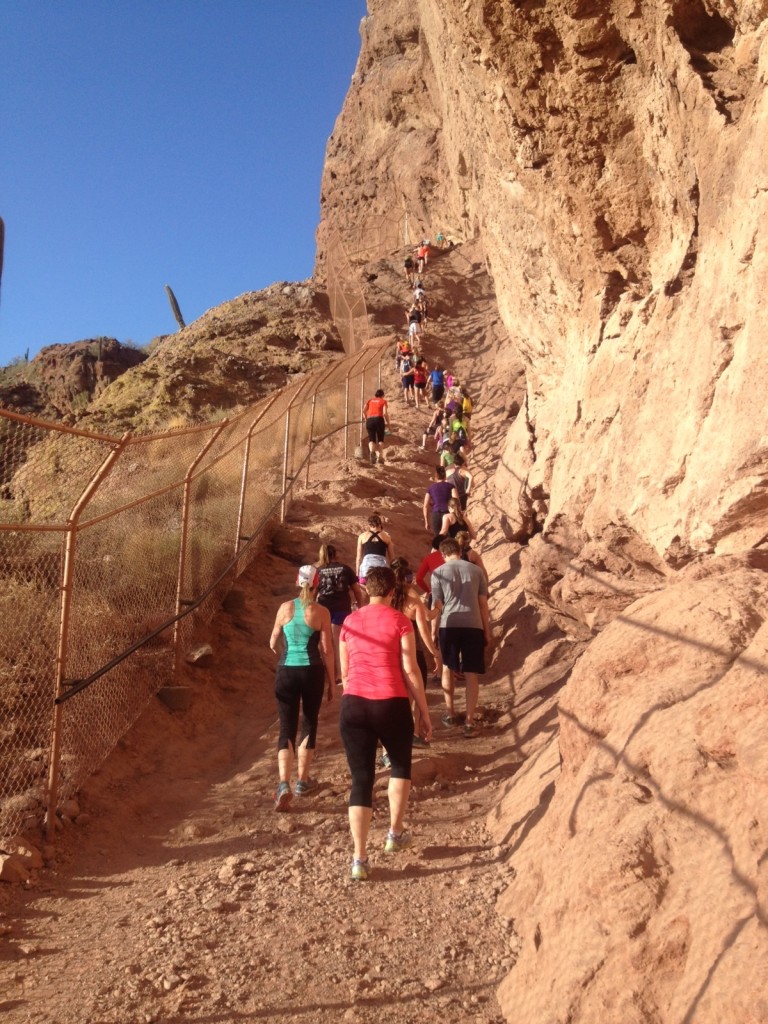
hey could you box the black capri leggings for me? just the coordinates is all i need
[275,664,325,752]
[339,695,413,808]
[366,416,385,443]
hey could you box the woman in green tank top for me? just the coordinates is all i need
[269,565,335,811]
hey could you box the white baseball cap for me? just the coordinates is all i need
[296,565,318,587]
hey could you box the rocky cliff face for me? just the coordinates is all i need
[319,0,768,563]
[318,2,768,1020]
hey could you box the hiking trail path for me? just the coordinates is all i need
[0,243,562,1024]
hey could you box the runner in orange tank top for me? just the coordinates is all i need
[363,389,390,466]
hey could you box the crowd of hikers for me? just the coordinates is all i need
[269,235,494,881]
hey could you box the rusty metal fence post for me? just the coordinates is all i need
[46,434,131,841]
[305,362,340,488]
[280,378,313,523]
[173,422,229,677]
[344,364,352,460]
[234,394,281,562]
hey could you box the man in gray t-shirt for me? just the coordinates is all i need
[431,538,492,737]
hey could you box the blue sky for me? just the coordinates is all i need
[0,1,366,365]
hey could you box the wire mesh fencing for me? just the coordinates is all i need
[326,230,371,356]
[0,332,389,844]
[342,210,412,264]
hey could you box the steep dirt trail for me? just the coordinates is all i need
[0,244,557,1024]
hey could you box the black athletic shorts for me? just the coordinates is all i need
[366,416,385,443]
[439,626,486,674]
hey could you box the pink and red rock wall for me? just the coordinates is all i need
[317,3,768,1020]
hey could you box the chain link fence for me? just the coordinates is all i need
[342,210,413,264]
[0,314,389,843]
[325,212,415,355]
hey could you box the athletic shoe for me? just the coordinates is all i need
[412,734,430,748]
[274,781,292,812]
[378,750,392,769]
[384,829,412,853]
[295,778,319,796]
[441,713,457,727]
[351,858,370,881]
[369,450,377,465]
[463,723,479,739]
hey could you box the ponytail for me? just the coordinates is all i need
[298,581,314,608]
[390,557,411,613]
[318,543,336,567]
[448,497,465,525]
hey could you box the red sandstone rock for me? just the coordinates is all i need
[318,4,768,1020]
[489,555,768,1023]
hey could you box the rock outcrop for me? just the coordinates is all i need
[490,552,768,1023]
[0,283,342,432]
[318,0,768,563]
[83,282,342,432]
[317,2,768,1020]
[0,338,146,423]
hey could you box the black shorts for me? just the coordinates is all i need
[430,510,447,534]
[439,626,486,674]
[431,385,445,403]
[366,416,385,443]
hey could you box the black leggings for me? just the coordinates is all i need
[416,650,427,684]
[275,664,325,752]
[339,695,413,808]
[366,416,385,443]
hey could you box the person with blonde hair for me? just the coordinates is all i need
[269,565,335,810]
[456,530,488,582]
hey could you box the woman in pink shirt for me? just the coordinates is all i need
[339,566,432,881]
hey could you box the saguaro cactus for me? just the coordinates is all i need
[164,284,186,330]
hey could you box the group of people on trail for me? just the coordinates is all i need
[267,231,494,881]
[269,527,491,880]
[403,239,431,285]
